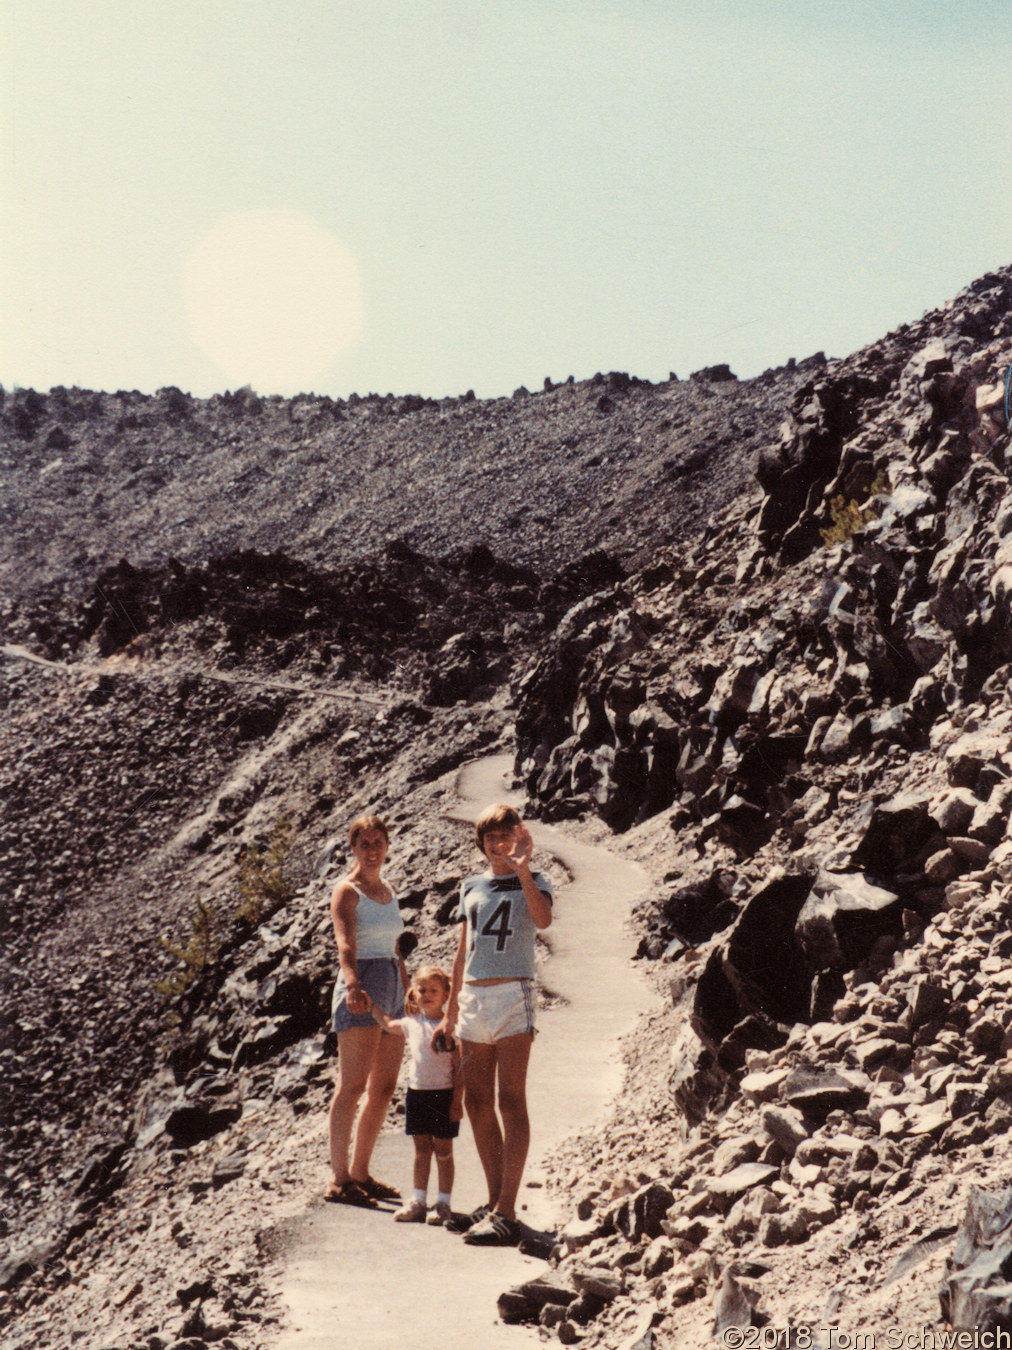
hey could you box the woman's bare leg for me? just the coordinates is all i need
[329,1026,382,1184]
[349,1031,404,1181]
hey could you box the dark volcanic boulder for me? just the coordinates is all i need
[796,870,903,971]
[164,1099,243,1147]
[670,1024,726,1123]
[723,874,814,1026]
[690,874,813,1062]
[850,792,942,877]
[422,632,489,705]
[756,373,882,559]
[940,1186,1012,1331]
[782,1067,868,1116]
[711,794,772,855]
[662,870,738,944]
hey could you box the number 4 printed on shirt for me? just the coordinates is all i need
[480,900,514,952]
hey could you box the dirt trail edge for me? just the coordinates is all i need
[274,754,657,1349]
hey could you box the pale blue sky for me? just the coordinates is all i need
[2,1,1010,399]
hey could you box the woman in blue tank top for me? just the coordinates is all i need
[325,814,408,1207]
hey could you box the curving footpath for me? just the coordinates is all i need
[275,754,656,1349]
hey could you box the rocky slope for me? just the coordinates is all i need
[4,266,1012,1350]
[0,356,816,616]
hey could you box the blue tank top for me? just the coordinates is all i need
[352,885,404,959]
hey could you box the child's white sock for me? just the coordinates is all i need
[413,1188,427,1206]
[437,1191,451,1207]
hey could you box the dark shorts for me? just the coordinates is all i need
[331,958,404,1033]
[404,1088,459,1140]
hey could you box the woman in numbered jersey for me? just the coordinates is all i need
[435,804,552,1246]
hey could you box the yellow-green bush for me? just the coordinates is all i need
[820,472,889,546]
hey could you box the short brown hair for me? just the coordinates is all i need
[348,814,390,847]
[474,803,521,851]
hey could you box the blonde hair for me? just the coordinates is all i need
[474,803,521,852]
[348,814,390,847]
[405,965,451,1016]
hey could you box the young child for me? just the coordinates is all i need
[434,804,553,1246]
[364,965,463,1225]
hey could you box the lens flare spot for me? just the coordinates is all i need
[184,208,364,393]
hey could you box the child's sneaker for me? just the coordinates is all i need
[426,1201,452,1227]
[393,1198,427,1223]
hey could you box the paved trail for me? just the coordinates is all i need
[275,755,656,1348]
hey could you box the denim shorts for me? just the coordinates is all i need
[331,958,404,1033]
[456,979,536,1044]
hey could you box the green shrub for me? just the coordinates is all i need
[237,815,296,922]
[154,895,222,1021]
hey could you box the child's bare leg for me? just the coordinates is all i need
[461,1040,503,1208]
[412,1136,434,1193]
[492,1032,533,1220]
[433,1138,454,1196]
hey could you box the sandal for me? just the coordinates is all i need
[325,1179,378,1208]
[358,1176,401,1202]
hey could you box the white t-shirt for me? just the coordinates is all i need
[396,1013,454,1090]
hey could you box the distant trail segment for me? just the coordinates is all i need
[274,754,657,1350]
[0,643,393,708]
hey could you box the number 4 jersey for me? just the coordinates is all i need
[457,871,553,981]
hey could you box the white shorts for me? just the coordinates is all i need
[456,979,536,1045]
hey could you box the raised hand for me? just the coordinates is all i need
[505,823,534,873]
